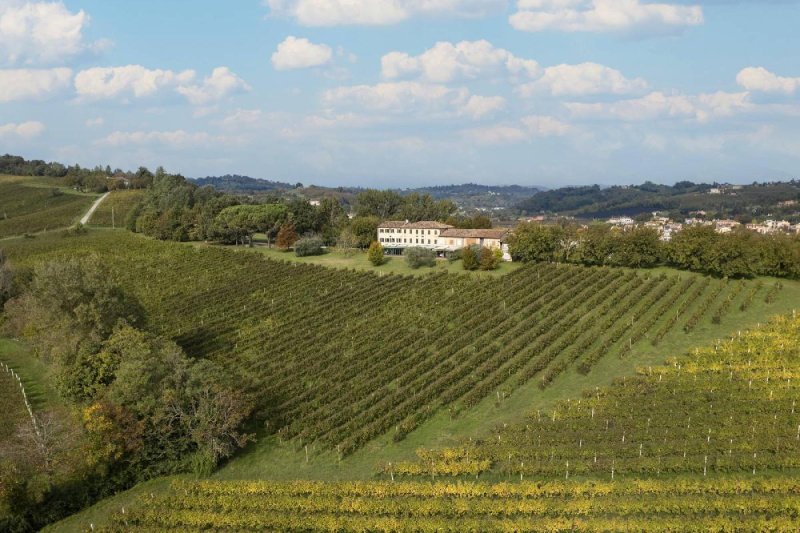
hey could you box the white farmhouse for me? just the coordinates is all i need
[376,220,511,260]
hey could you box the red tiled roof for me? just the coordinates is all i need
[439,228,509,239]
[379,220,453,230]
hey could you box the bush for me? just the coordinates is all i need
[479,247,502,271]
[461,246,479,271]
[295,236,325,257]
[403,247,436,269]
[368,241,385,266]
[276,222,299,250]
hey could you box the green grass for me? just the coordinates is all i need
[206,243,521,278]
[0,175,98,238]
[88,189,145,227]
[0,337,59,411]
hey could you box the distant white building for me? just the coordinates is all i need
[608,216,635,226]
[376,220,511,260]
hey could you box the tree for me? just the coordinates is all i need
[294,236,325,257]
[0,249,16,307]
[213,204,287,246]
[397,192,456,222]
[276,222,299,250]
[608,227,663,268]
[479,247,502,271]
[368,241,385,266]
[667,224,717,272]
[349,216,380,249]
[461,246,479,271]
[336,228,359,256]
[508,222,564,262]
[355,190,403,219]
[403,247,435,269]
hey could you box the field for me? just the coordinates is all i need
[209,242,521,278]
[2,229,798,531]
[108,476,800,532]
[0,175,98,238]
[88,189,145,227]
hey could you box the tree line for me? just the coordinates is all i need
[509,222,800,279]
[0,255,252,531]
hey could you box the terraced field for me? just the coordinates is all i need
[3,231,787,460]
[0,176,97,238]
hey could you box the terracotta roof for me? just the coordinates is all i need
[379,220,453,230]
[439,228,509,239]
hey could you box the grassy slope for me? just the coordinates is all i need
[198,242,521,278]
[0,175,98,238]
[2,230,790,530]
[88,190,145,227]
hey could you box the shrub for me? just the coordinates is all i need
[404,247,436,269]
[479,247,502,271]
[461,246,478,271]
[294,236,325,257]
[368,241,385,266]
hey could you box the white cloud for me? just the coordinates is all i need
[175,67,250,105]
[324,81,467,113]
[0,67,71,101]
[521,114,572,136]
[510,0,703,34]
[271,36,333,70]
[460,94,506,118]
[220,108,264,128]
[265,0,504,26]
[0,1,102,65]
[96,129,226,148]
[463,114,572,144]
[517,62,648,96]
[74,65,248,105]
[74,65,195,99]
[85,116,104,127]
[566,90,751,122]
[736,66,800,95]
[381,40,540,83]
[0,120,45,139]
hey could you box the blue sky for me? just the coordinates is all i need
[1,0,799,188]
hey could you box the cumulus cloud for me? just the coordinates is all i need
[381,40,540,83]
[219,108,264,128]
[0,120,45,139]
[517,62,648,96]
[96,129,225,148]
[566,90,751,122]
[85,116,104,127]
[74,65,248,105]
[74,65,195,99]
[736,66,800,95]
[271,36,333,70]
[0,1,104,65]
[323,80,504,120]
[460,95,506,119]
[265,0,504,26]
[175,67,250,105]
[463,115,572,144]
[510,0,704,34]
[0,67,71,101]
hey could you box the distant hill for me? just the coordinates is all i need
[192,174,296,192]
[517,180,800,220]
[400,183,543,210]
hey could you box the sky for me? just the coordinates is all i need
[1,0,799,188]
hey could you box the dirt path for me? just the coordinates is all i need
[80,192,110,225]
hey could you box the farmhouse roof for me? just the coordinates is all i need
[379,220,454,229]
[439,228,509,239]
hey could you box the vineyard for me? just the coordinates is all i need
[2,231,789,463]
[0,176,97,238]
[88,189,145,227]
[391,315,800,479]
[108,476,800,532]
[0,363,29,441]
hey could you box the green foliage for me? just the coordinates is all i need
[348,216,380,249]
[461,246,478,271]
[511,221,800,279]
[294,236,325,257]
[403,247,436,269]
[0,178,97,238]
[355,190,456,222]
[367,241,385,266]
[89,190,145,227]
[479,247,502,271]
